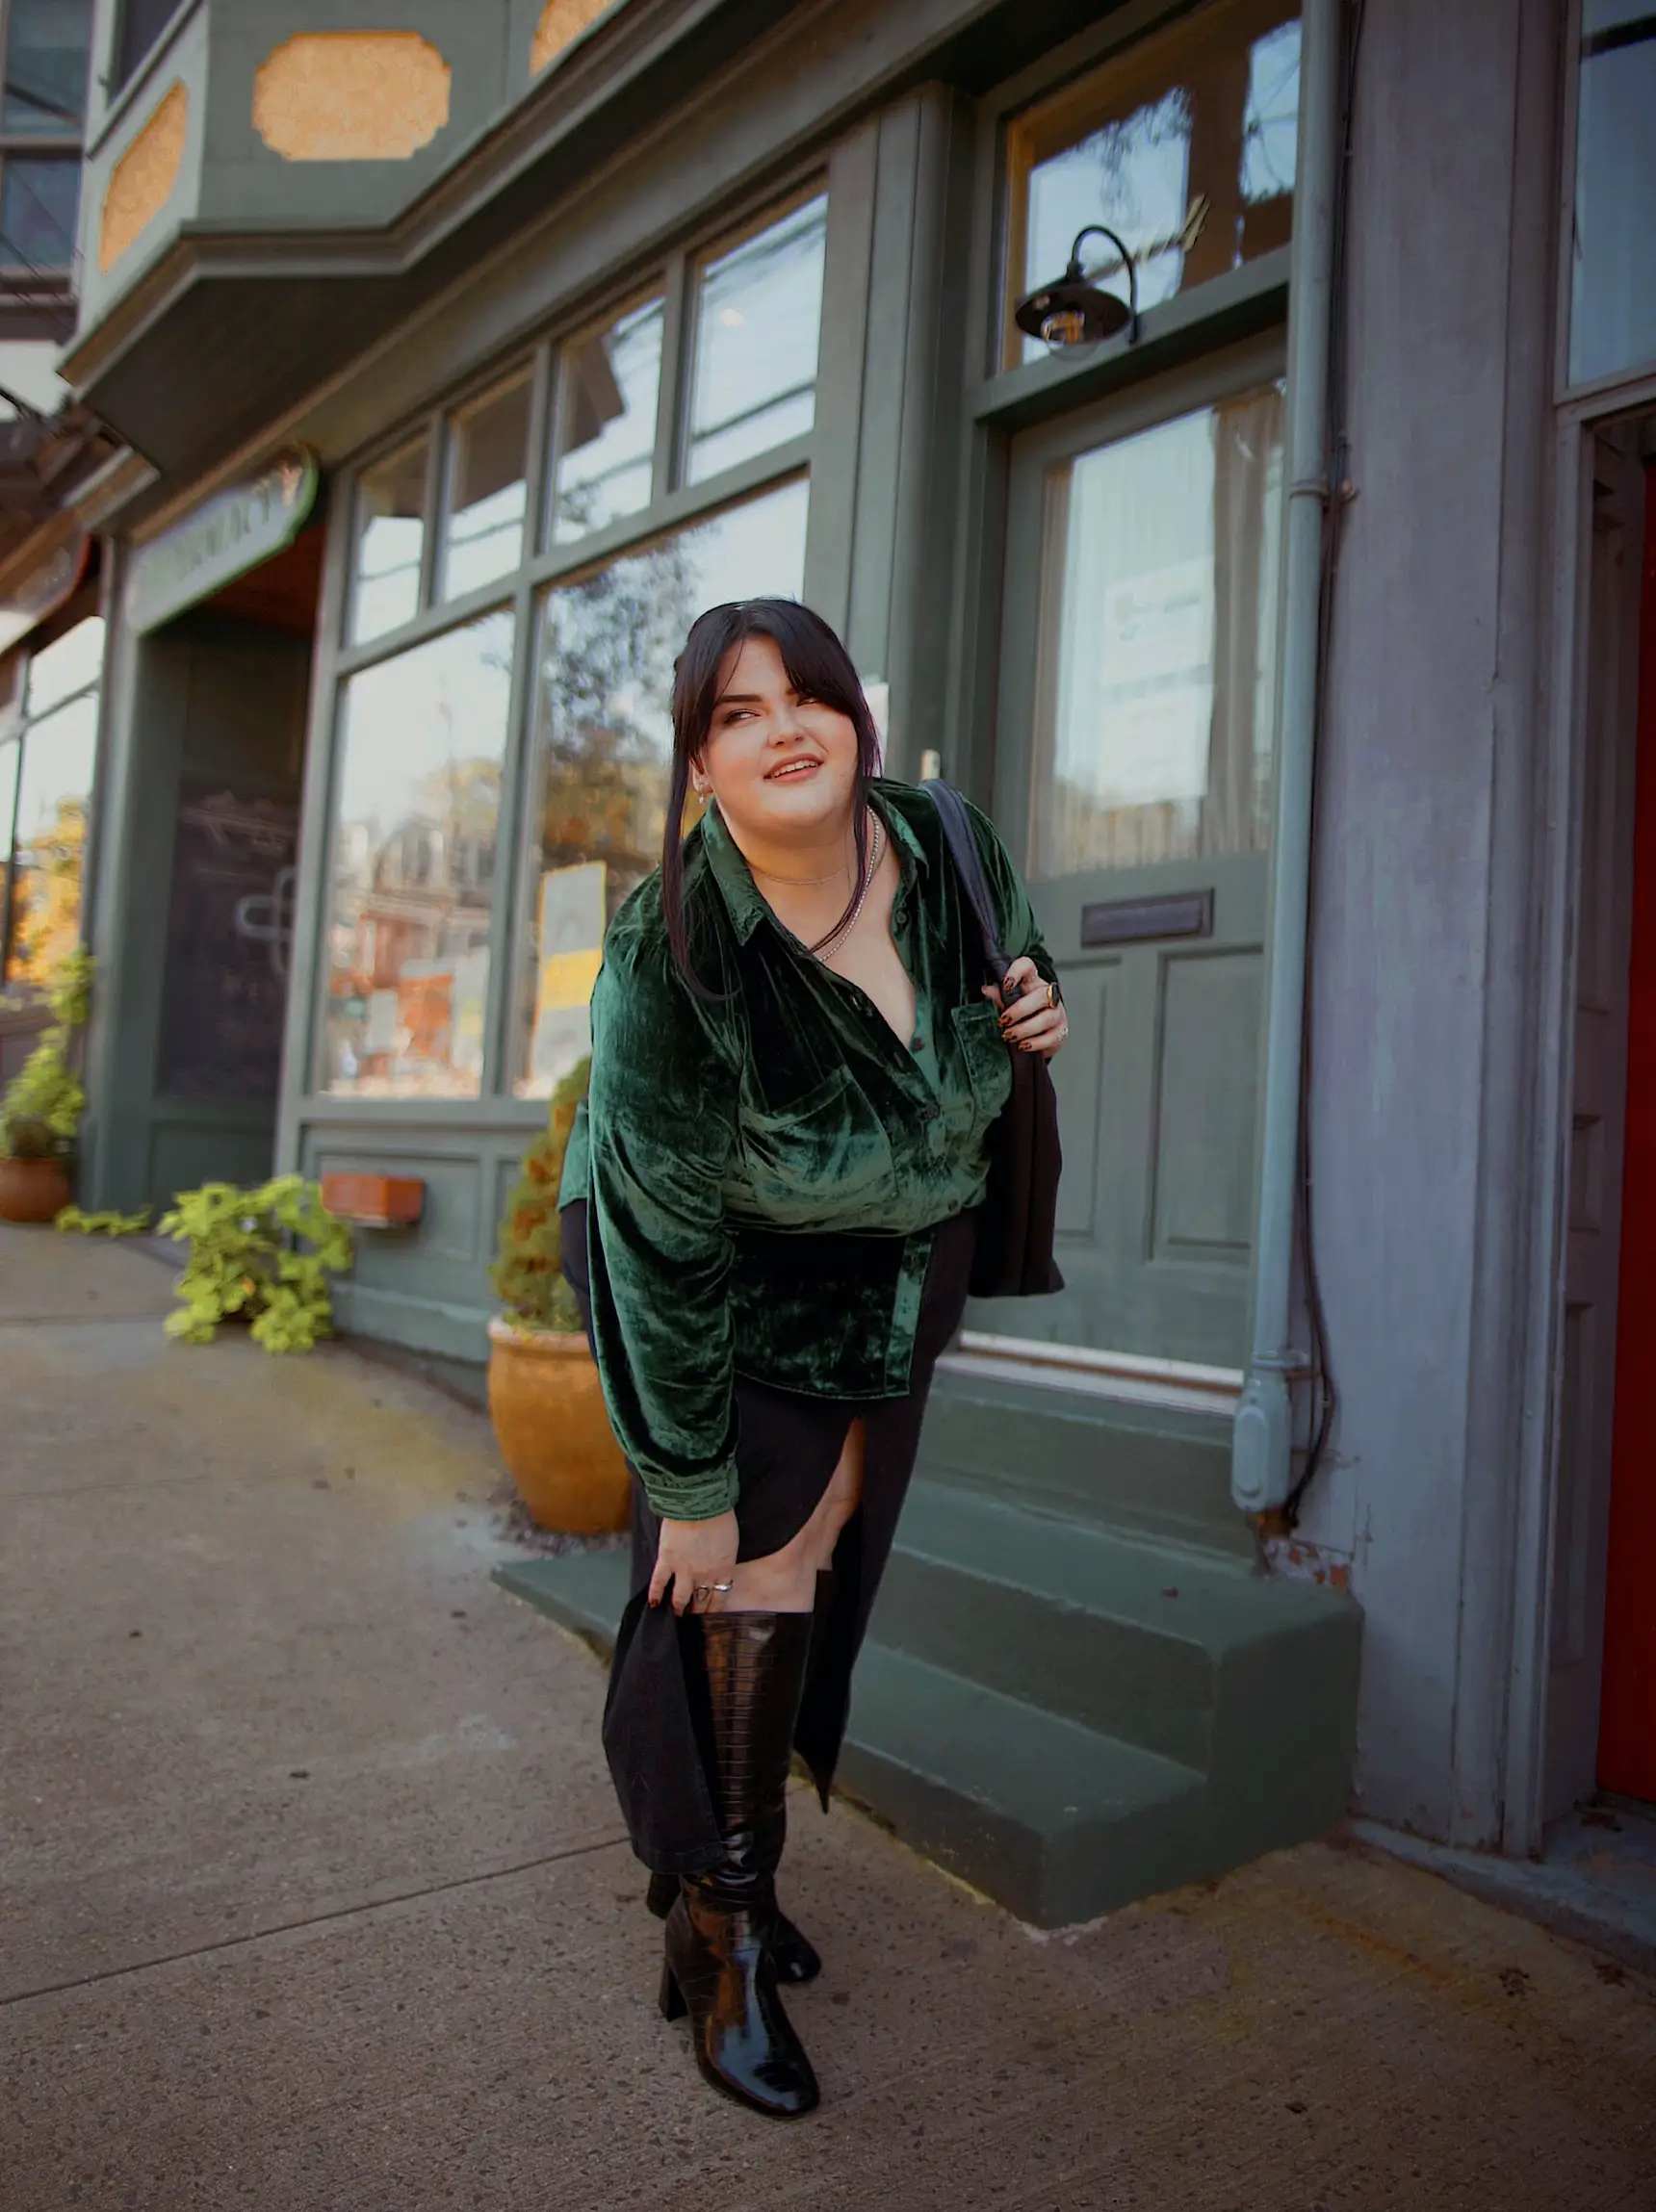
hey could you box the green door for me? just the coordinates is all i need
[980,347,1286,1368]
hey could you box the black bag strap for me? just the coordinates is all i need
[927,781,1011,986]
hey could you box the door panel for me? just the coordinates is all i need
[983,348,1283,1364]
[1545,434,1643,1823]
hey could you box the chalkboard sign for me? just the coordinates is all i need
[157,784,299,1099]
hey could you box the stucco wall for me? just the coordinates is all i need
[1294,0,1564,1843]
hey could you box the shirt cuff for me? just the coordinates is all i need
[639,1459,740,1524]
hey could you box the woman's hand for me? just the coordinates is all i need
[649,1509,740,1615]
[983,955,1069,1060]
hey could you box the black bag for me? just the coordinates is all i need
[928,782,1065,1300]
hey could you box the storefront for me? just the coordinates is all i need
[53,0,1652,1924]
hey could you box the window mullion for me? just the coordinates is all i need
[416,413,444,613]
[484,347,554,1099]
[652,251,689,502]
[524,338,555,561]
[479,568,540,1099]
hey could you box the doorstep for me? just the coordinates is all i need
[495,1475,1360,1929]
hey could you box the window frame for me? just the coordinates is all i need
[306,174,833,1114]
[0,0,92,317]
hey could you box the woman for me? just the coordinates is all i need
[557,599,1067,2119]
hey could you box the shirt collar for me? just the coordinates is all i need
[700,780,928,946]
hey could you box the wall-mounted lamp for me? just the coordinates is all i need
[1014,224,1140,349]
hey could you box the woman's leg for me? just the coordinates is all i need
[712,1419,867,1614]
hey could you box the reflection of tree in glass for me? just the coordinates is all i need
[1080,89,1192,260]
[1241,23,1300,203]
[10,799,86,985]
[535,531,699,925]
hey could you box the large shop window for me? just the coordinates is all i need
[1002,0,1299,371]
[1027,384,1284,875]
[321,613,513,1098]
[0,612,101,985]
[323,185,828,1103]
[515,476,809,1097]
[1570,5,1656,385]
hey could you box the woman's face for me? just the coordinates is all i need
[693,634,861,842]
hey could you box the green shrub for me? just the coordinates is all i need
[491,1055,590,1334]
[0,944,91,1162]
[157,1175,354,1353]
[55,1204,152,1236]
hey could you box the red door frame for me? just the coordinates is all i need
[1600,462,1656,1803]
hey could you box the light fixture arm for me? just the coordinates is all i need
[1067,224,1140,344]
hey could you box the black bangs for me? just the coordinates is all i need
[660,599,884,999]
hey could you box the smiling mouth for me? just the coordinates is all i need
[765,758,824,781]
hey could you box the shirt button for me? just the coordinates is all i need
[920,1103,940,1122]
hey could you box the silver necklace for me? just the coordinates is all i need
[808,821,886,958]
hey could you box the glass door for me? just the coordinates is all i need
[984,348,1285,1367]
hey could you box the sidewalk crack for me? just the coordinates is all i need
[0,1831,631,2009]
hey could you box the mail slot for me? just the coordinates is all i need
[320,1171,425,1228]
[1079,888,1214,948]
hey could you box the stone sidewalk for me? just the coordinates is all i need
[2,1223,1654,2211]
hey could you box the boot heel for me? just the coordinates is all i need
[659,1964,687,2021]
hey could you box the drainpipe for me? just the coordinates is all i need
[1230,0,1341,1516]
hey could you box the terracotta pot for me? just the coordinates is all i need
[0,1157,70,1224]
[487,1317,630,1534]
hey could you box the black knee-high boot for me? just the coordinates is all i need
[645,1575,832,1984]
[658,1611,819,2119]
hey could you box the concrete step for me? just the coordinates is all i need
[881,1480,1358,1773]
[495,1548,628,1650]
[839,1644,1208,1925]
[493,1487,1361,1927]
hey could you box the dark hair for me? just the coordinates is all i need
[661,599,884,996]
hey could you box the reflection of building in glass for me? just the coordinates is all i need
[326,761,498,1096]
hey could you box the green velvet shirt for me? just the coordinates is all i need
[559,778,1058,1522]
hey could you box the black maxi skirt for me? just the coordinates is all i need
[559,1196,978,1875]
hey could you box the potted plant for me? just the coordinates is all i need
[0,945,91,1224]
[488,1054,629,1534]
